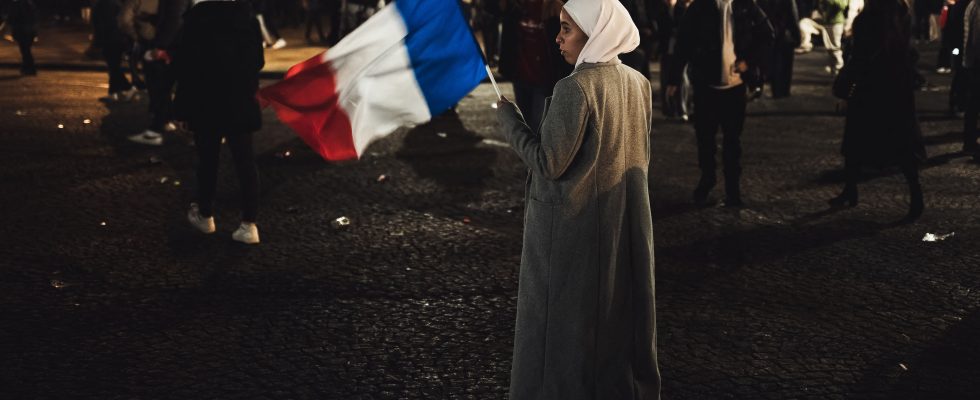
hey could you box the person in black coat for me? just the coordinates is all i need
[830,0,926,221]
[4,0,37,75]
[93,0,136,100]
[757,0,801,98]
[667,0,774,206]
[174,0,265,244]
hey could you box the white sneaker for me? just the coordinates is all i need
[164,121,178,132]
[128,130,163,146]
[118,87,139,101]
[187,203,216,234]
[232,222,260,244]
[271,38,287,50]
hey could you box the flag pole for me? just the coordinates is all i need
[485,65,502,100]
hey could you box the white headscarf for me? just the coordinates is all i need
[563,0,641,67]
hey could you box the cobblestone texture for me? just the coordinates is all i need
[1,44,979,399]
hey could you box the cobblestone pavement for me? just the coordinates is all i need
[1,44,979,399]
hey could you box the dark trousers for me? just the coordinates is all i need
[694,84,747,198]
[145,60,175,132]
[103,42,132,94]
[16,37,36,74]
[769,46,795,98]
[963,68,980,150]
[194,131,259,222]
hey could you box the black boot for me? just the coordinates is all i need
[828,184,858,207]
[692,174,716,205]
[904,182,924,222]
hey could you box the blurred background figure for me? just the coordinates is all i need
[120,0,189,146]
[758,0,801,98]
[818,0,847,74]
[302,0,327,44]
[935,0,956,73]
[656,0,694,119]
[4,0,38,75]
[476,0,502,67]
[498,0,572,134]
[619,0,655,82]
[253,0,286,49]
[831,0,925,221]
[93,0,138,101]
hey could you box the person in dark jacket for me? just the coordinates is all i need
[758,0,801,97]
[121,0,190,145]
[175,0,264,244]
[830,0,926,221]
[93,0,137,101]
[4,0,37,75]
[667,0,774,206]
[498,0,573,134]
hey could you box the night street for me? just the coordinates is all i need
[1,44,979,399]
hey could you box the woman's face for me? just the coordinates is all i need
[556,9,588,65]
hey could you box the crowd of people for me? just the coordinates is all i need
[2,0,979,397]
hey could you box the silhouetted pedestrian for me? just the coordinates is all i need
[302,0,326,43]
[4,0,37,76]
[831,0,925,221]
[175,0,264,244]
[120,0,189,146]
[668,0,774,207]
[93,0,137,101]
[758,0,801,97]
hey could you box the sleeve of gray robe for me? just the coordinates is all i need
[496,78,589,180]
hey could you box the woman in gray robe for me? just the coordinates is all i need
[496,0,661,398]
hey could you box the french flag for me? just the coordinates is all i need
[257,0,487,161]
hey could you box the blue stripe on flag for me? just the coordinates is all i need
[396,0,487,115]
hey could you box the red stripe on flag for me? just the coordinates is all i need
[257,52,357,161]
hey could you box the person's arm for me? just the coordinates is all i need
[497,78,590,180]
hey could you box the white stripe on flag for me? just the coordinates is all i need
[326,4,430,156]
